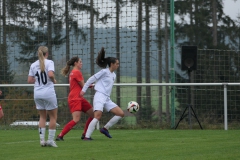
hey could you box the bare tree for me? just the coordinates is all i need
[212,0,217,47]
[47,0,53,60]
[144,1,152,116]
[114,0,126,108]
[164,0,170,123]
[157,0,163,123]
[136,0,143,122]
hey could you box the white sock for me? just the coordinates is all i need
[104,116,122,130]
[85,118,99,138]
[48,129,56,141]
[39,128,46,141]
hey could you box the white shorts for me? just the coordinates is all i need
[34,95,58,111]
[93,92,117,112]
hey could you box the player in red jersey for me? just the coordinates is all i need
[56,57,94,141]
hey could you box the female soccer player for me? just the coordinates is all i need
[80,47,124,140]
[55,57,94,141]
[28,46,58,147]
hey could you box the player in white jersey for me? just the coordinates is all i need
[80,47,124,140]
[28,46,58,147]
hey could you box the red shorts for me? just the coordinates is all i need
[68,98,92,113]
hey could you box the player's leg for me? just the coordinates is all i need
[35,98,47,146]
[84,92,105,140]
[101,99,124,138]
[81,98,94,139]
[84,110,102,140]
[38,109,47,146]
[106,106,124,129]
[56,100,81,140]
[45,96,58,147]
[56,111,80,140]
[46,108,58,147]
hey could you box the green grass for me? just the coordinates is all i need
[0,129,239,160]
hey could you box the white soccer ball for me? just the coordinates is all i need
[127,101,140,113]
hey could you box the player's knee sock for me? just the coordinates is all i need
[58,120,77,137]
[83,117,93,135]
[104,116,122,130]
[39,127,46,141]
[48,129,56,141]
[85,118,98,138]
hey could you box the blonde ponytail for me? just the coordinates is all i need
[38,46,48,72]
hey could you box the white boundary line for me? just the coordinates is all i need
[2,130,160,145]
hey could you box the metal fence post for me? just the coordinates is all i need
[223,83,228,130]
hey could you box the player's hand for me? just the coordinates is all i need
[80,91,85,96]
[88,84,95,89]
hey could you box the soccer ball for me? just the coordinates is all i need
[127,101,139,113]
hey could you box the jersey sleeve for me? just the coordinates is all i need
[28,65,34,77]
[82,75,97,92]
[47,60,55,72]
[82,69,106,92]
[93,69,106,80]
[74,70,84,82]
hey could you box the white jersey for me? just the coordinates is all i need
[28,59,56,98]
[82,68,116,97]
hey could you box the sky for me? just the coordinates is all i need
[223,0,240,19]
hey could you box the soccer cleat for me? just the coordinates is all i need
[81,133,93,140]
[40,140,46,147]
[100,128,112,138]
[55,136,64,141]
[81,133,85,140]
[46,140,58,147]
[83,137,93,141]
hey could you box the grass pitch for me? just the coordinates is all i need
[0,129,239,160]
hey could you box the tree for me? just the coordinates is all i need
[114,0,127,108]
[174,0,240,123]
[7,0,65,63]
[164,0,170,123]
[64,0,100,85]
[143,0,152,120]
[0,0,14,86]
[136,0,143,122]
[156,0,163,123]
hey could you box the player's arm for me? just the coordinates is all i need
[28,65,36,84]
[78,80,94,88]
[47,61,56,84]
[27,76,35,84]
[80,75,97,96]
[48,70,56,84]
[78,80,85,88]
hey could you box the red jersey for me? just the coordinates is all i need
[68,69,84,101]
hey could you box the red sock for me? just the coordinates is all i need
[83,117,93,135]
[59,120,76,137]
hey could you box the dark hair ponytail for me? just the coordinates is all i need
[61,56,79,76]
[96,47,107,68]
[96,47,118,68]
